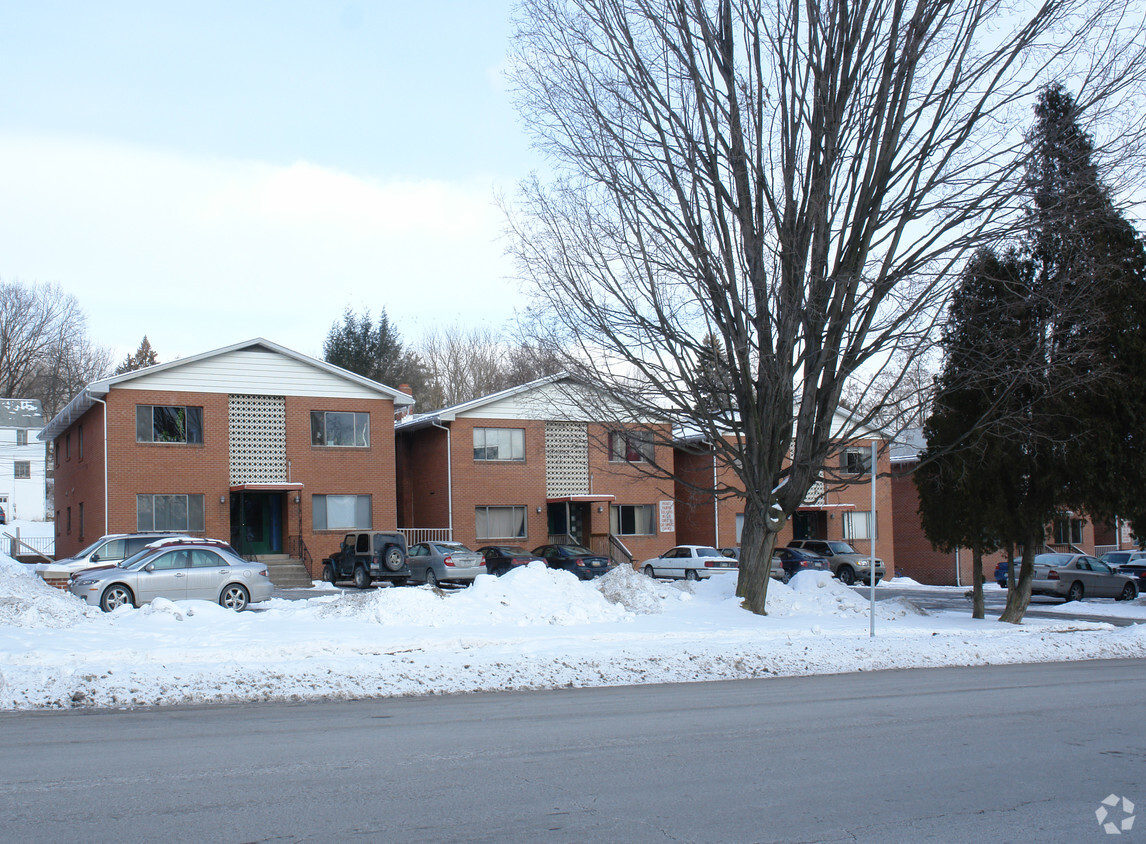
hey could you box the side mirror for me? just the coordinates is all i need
[143,563,155,572]
[90,554,100,563]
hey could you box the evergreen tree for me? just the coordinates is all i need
[113,336,159,375]
[323,307,426,395]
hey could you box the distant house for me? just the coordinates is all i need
[0,398,48,521]
[39,338,413,575]
[673,410,895,572]
[395,375,676,565]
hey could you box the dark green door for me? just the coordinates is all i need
[230,492,284,556]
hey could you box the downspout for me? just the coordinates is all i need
[89,394,109,536]
[712,453,720,547]
[430,419,453,539]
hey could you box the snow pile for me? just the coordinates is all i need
[765,571,926,619]
[593,563,695,614]
[0,555,97,629]
[317,562,631,626]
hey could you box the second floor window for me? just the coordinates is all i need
[841,447,872,475]
[137,405,203,444]
[609,431,653,463]
[16,429,27,446]
[311,411,370,447]
[14,461,30,479]
[473,427,525,461]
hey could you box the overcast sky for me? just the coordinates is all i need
[0,0,536,363]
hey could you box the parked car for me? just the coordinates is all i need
[477,545,546,576]
[37,532,189,588]
[771,547,832,583]
[322,531,410,588]
[0,504,6,524]
[407,541,485,587]
[994,558,1016,588]
[532,544,614,580]
[68,537,273,611]
[786,539,885,585]
[1030,552,1138,602]
[1102,550,1146,596]
[640,545,737,581]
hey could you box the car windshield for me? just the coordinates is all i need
[434,542,473,553]
[695,547,720,557]
[1103,552,1132,564]
[498,546,531,555]
[558,545,594,555]
[119,548,160,569]
[827,542,858,554]
[73,537,112,559]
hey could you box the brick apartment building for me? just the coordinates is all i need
[889,427,1125,585]
[40,338,413,575]
[674,414,896,573]
[395,375,677,565]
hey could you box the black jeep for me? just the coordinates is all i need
[322,531,410,588]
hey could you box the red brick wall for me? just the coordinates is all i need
[672,439,896,572]
[397,418,678,563]
[53,387,399,576]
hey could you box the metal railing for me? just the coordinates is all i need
[287,535,313,568]
[397,527,453,545]
[607,535,634,567]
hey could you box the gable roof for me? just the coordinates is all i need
[396,373,569,431]
[40,337,414,442]
[0,398,45,429]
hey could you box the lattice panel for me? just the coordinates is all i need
[545,422,589,497]
[228,395,287,485]
[803,478,825,506]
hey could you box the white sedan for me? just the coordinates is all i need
[640,545,738,581]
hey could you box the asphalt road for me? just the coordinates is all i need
[2,660,1143,842]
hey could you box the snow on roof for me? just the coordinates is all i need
[0,398,45,429]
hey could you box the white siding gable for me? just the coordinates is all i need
[114,349,389,400]
[460,381,604,422]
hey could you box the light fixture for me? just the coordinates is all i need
[219,495,225,504]
[535,506,542,514]
[597,505,603,513]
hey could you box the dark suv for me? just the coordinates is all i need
[322,531,410,588]
[786,539,885,585]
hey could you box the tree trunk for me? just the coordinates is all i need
[999,531,1039,623]
[971,547,985,619]
[735,503,779,615]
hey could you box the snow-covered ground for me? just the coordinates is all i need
[1,525,1143,710]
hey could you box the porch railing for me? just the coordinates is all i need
[287,535,313,568]
[606,535,633,567]
[397,527,453,545]
[1094,544,1120,557]
[4,531,54,561]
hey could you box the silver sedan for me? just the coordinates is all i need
[406,541,486,587]
[68,539,274,611]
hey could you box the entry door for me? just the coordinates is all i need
[230,492,284,556]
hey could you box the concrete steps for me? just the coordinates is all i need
[257,555,314,589]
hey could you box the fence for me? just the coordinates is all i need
[4,531,55,560]
[397,528,453,545]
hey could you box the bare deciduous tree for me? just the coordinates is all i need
[506,0,1146,613]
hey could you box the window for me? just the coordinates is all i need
[609,431,653,463]
[136,494,206,532]
[311,411,369,447]
[843,510,877,541]
[78,424,83,460]
[610,504,656,535]
[13,461,29,479]
[16,429,27,446]
[78,503,84,539]
[66,507,71,534]
[473,427,525,461]
[66,433,70,460]
[476,505,527,539]
[1054,518,1084,545]
[136,405,203,444]
[312,494,372,530]
[841,447,872,475]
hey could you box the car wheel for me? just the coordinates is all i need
[1066,581,1084,602]
[837,566,856,585]
[354,565,371,589]
[220,584,249,611]
[99,584,134,612]
[643,565,655,578]
[1118,582,1137,601]
[781,569,791,584]
[685,569,699,581]
[425,568,439,587]
[392,577,410,587]
[382,544,405,572]
[322,564,337,584]
[493,565,509,577]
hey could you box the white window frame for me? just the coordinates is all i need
[312,494,373,530]
[310,411,370,448]
[473,428,525,462]
[842,510,877,541]
[609,430,654,463]
[475,505,528,540]
[610,504,657,536]
[136,494,206,532]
